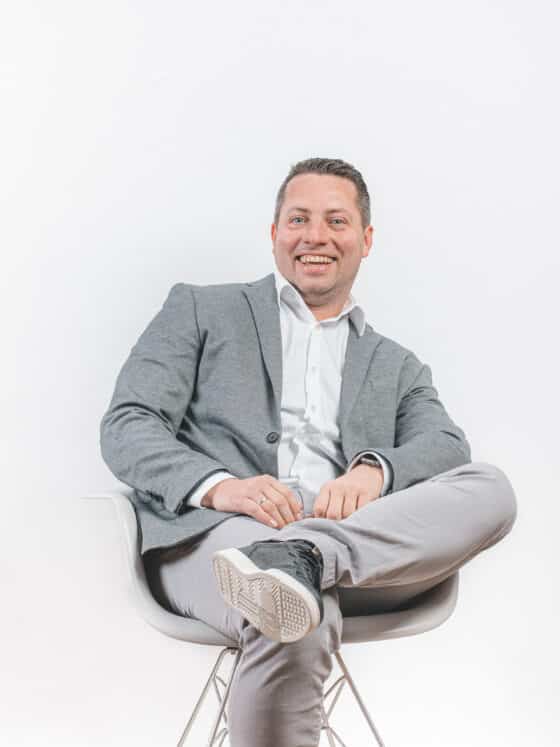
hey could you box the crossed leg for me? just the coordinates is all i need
[144,461,517,747]
[273,461,517,593]
[146,514,342,747]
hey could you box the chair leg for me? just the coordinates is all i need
[205,649,242,747]
[177,646,385,747]
[176,647,241,747]
[320,701,340,747]
[330,650,386,747]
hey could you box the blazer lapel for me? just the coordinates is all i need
[242,272,384,434]
[339,322,383,431]
[242,274,283,415]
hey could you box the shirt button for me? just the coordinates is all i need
[266,432,279,444]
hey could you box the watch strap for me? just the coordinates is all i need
[357,455,381,468]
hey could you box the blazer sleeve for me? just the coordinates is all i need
[361,351,471,493]
[99,283,228,515]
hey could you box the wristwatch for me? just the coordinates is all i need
[357,455,381,469]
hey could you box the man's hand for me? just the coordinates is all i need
[203,475,303,528]
[313,464,384,520]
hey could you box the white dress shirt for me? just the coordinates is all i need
[185,267,393,512]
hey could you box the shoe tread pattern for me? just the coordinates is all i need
[212,554,311,642]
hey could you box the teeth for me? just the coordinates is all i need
[298,255,334,264]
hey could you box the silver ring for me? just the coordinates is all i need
[258,496,267,506]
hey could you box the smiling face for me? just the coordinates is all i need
[271,173,373,321]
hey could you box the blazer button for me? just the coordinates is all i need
[266,431,279,443]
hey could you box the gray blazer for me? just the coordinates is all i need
[99,273,471,557]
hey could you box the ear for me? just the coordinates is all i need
[362,225,374,258]
[270,223,277,243]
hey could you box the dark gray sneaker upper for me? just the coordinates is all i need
[238,539,325,622]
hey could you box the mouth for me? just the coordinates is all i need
[295,256,337,275]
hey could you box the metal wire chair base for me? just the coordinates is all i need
[176,646,386,747]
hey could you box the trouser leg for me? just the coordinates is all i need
[144,460,517,746]
[144,516,342,747]
[227,590,341,747]
[274,461,518,592]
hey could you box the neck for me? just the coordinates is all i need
[306,299,348,322]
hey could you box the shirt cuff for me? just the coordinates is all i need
[347,451,393,496]
[185,471,236,509]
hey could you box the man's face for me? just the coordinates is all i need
[271,173,373,317]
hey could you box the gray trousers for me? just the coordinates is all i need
[145,462,517,747]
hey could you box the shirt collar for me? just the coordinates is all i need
[273,266,366,337]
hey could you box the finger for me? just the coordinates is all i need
[251,489,287,528]
[248,483,286,528]
[258,476,300,522]
[357,493,372,510]
[259,498,286,528]
[241,496,279,528]
[267,478,303,518]
[325,485,345,521]
[266,482,301,523]
[313,485,331,518]
[342,490,360,519]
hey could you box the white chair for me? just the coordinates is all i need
[84,488,459,747]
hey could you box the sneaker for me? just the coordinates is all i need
[212,539,324,643]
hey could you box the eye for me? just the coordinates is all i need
[330,218,345,224]
[289,216,305,224]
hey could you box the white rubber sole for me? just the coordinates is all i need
[212,548,321,643]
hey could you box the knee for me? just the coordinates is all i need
[244,617,334,662]
[471,461,518,533]
[287,620,337,668]
[280,630,333,679]
[239,599,340,678]
[235,624,333,705]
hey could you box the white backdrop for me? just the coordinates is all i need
[1,1,559,745]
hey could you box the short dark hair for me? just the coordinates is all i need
[273,157,371,229]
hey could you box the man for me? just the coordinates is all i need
[100,157,517,747]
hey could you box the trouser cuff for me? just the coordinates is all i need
[265,528,338,590]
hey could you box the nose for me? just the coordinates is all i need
[303,220,329,245]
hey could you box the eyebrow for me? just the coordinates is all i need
[287,206,351,215]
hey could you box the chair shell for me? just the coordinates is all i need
[84,487,459,746]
